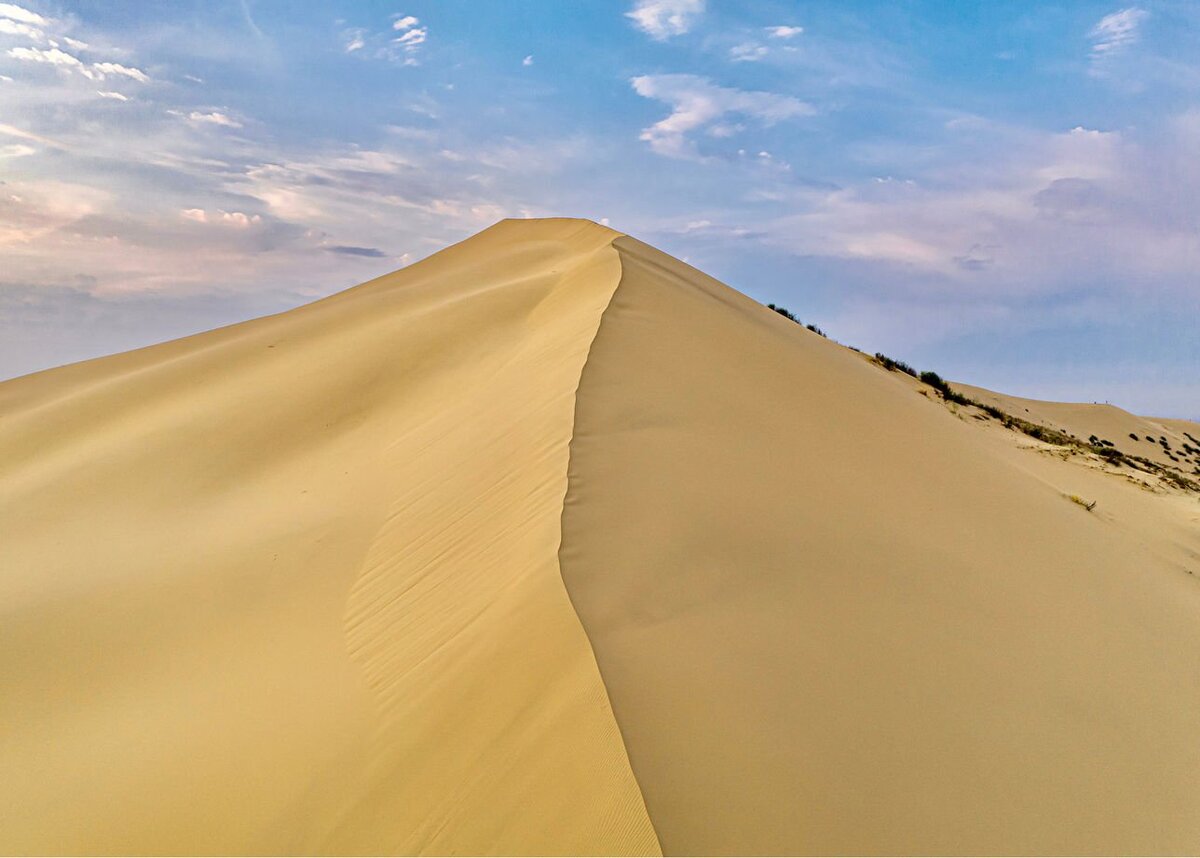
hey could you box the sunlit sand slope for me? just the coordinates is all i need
[0,219,659,855]
[4,217,1199,856]
[559,235,1200,855]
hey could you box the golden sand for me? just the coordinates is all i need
[2,218,1198,854]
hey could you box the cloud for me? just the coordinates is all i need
[393,26,426,49]
[0,3,47,26]
[180,208,207,223]
[522,54,534,66]
[90,61,149,82]
[325,244,386,257]
[766,25,804,39]
[220,210,261,227]
[1089,7,1147,73]
[343,29,365,52]
[188,111,242,128]
[392,15,419,31]
[630,73,813,158]
[0,17,43,39]
[730,42,768,62]
[96,90,128,101]
[626,0,704,40]
[6,47,151,83]
[7,45,82,68]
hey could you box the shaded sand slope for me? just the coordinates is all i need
[559,235,1200,855]
[952,381,1200,476]
[0,219,658,855]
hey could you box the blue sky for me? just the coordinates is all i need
[1,1,1198,416]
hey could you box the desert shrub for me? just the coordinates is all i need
[1129,433,1139,441]
[766,303,799,323]
[919,370,951,395]
[874,352,917,377]
[806,323,826,337]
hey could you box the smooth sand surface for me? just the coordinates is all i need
[4,217,1200,855]
[0,219,658,855]
[559,235,1200,854]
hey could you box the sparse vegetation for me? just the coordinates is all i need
[766,303,827,337]
[874,353,918,377]
[766,303,798,323]
[832,328,1200,494]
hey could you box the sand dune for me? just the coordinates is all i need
[2,218,1199,855]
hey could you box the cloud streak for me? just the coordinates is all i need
[630,74,813,158]
[626,0,704,40]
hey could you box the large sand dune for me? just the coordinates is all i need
[2,218,1199,855]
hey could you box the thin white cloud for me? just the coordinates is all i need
[90,61,149,82]
[343,30,365,52]
[96,90,128,101]
[180,208,207,223]
[394,26,425,49]
[522,54,534,66]
[7,45,82,68]
[0,17,43,39]
[730,42,768,62]
[766,25,804,39]
[626,0,704,40]
[630,73,813,158]
[0,3,47,26]
[220,210,261,227]
[392,15,419,31]
[6,47,151,84]
[62,36,87,50]
[1089,7,1147,70]
[188,111,242,128]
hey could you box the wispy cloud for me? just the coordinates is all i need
[96,90,128,100]
[630,73,813,158]
[0,3,47,26]
[7,45,82,68]
[187,111,242,128]
[522,54,534,66]
[91,61,149,82]
[1089,7,1148,75]
[766,25,804,39]
[0,17,43,39]
[626,0,704,40]
[325,244,386,257]
[730,42,768,62]
[6,46,150,83]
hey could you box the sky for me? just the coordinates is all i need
[1,0,1198,417]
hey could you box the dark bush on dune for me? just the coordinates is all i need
[875,353,917,377]
[766,303,798,323]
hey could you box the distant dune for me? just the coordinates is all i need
[2,219,1199,855]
